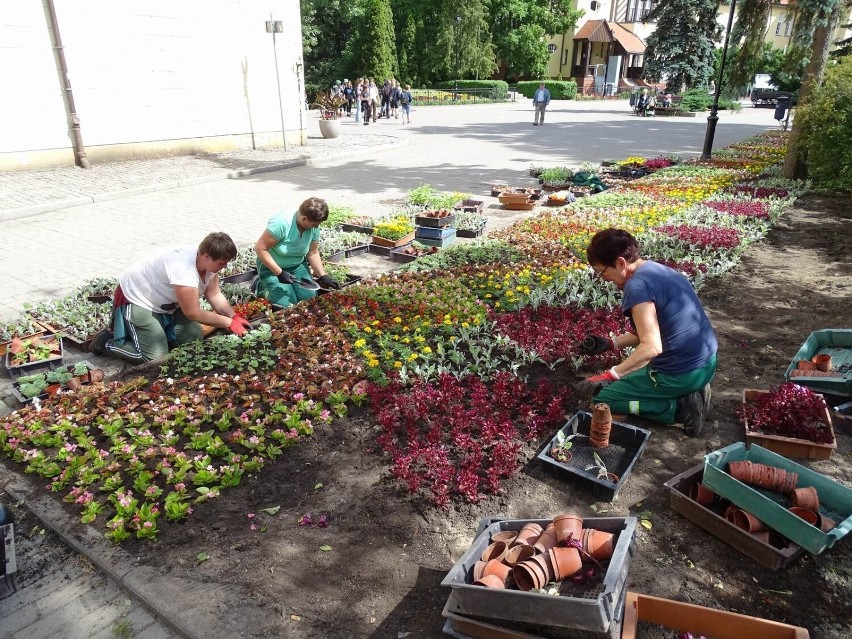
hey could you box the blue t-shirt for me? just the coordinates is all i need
[622,261,717,374]
[257,212,320,272]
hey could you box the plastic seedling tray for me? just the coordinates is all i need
[415,213,456,228]
[741,389,837,460]
[0,327,48,357]
[456,221,487,239]
[340,222,374,235]
[537,411,651,501]
[220,268,258,285]
[344,244,370,258]
[621,592,810,639]
[703,443,852,555]
[416,225,456,240]
[324,250,345,263]
[4,333,64,379]
[369,241,411,257]
[453,199,484,214]
[390,246,420,263]
[441,516,636,633]
[10,361,96,404]
[664,464,805,570]
[784,329,852,396]
[417,232,457,248]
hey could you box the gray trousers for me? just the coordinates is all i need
[534,103,547,124]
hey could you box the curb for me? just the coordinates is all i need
[0,137,407,223]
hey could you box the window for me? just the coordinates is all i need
[548,43,558,54]
[590,1,599,10]
[784,20,792,36]
[775,19,782,35]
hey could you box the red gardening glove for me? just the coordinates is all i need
[585,368,619,384]
[575,368,619,402]
[228,314,251,337]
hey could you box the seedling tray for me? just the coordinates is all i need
[784,329,852,396]
[537,411,651,501]
[4,333,64,379]
[340,222,374,235]
[456,222,487,239]
[390,246,420,263]
[344,244,370,258]
[415,213,456,228]
[441,591,624,639]
[454,199,485,214]
[370,231,415,249]
[441,516,636,633]
[622,592,809,639]
[10,361,96,404]
[417,232,457,248]
[324,250,345,263]
[369,241,411,257]
[665,464,805,570]
[416,225,456,240]
[742,389,836,460]
[0,328,48,357]
[703,443,852,555]
[220,268,258,285]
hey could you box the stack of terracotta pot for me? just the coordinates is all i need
[728,461,798,493]
[472,513,616,591]
[789,486,834,531]
[589,403,612,448]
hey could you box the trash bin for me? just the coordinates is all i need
[774,95,790,121]
[629,92,637,107]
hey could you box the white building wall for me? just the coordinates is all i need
[0,0,306,169]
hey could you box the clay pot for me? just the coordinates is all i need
[504,544,536,566]
[45,384,62,397]
[481,541,509,563]
[811,354,832,372]
[514,522,543,547]
[552,513,583,543]
[472,560,487,582]
[89,368,105,383]
[605,472,620,484]
[490,530,518,545]
[723,503,738,521]
[689,483,716,506]
[528,553,555,584]
[816,513,836,532]
[751,531,771,544]
[533,527,558,553]
[796,359,817,371]
[732,509,767,533]
[791,486,819,512]
[590,402,613,448]
[548,546,582,580]
[513,560,546,591]
[581,528,615,560]
[481,559,513,586]
[473,574,506,588]
[788,507,819,526]
[728,461,752,483]
[66,377,82,391]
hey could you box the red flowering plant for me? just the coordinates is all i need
[233,297,271,320]
[728,185,790,199]
[703,199,771,219]
[653,224,742,253]
[736,383,833,444]
[366,372,571,507]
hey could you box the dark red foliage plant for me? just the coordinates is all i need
[736,383,832,443]
[366,372,571,507]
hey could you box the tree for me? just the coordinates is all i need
[643,0,721,91]
[348,0,399,80]
[727,0,772,89]
[301,0,359,91]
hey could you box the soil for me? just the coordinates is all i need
[9,195,852,638]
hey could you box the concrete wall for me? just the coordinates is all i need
[0,0,306,170]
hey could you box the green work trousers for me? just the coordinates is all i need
[106,304,202,364]
[593,354,717,424]
[257,261,317,308]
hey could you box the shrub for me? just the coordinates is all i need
[798,54,852,192]
[681,88,712,112]
[434,80,509,100]
[718,97,742,112]
[516,80,578,100]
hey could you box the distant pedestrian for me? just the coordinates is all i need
[343,80,354,116]
[380,79,393,118]
[369,79,380,123]
[390,80,401,119]
[533,82,551,126]
[360,81,372,125]
[399,84,413,124]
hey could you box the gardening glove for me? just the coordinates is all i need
[317,274,340,290]
[277,270,296,285]
[575,368,619,402]
[228,314,252,337]
[580,335,618,355]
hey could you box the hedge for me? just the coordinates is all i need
[516,80,578,100]
[434,80,509,99]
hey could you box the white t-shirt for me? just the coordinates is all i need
[120,246,212,314]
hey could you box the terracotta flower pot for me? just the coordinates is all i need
[796,359,817,371]
[723,504,738,522]
[472,560,487,582]
[482,559,513,586]
[45,383,62,397]
[689,483,716,506]
[89,368,105,383]
[473,574,507,588]
[553,513,583,543]
[548,546,582,580]
[732,509,767,533]
[728,461,752,483]
[491,530,518,545]
[581,528,615,560]
[514,522,543,547]
[811,354,832,372]
[513,560,546,591]
[590,402,613,448]
[816,513,836,532]
[533,527,558,553]
[504,544,536,566]
[790,486,819,512]
[605,472,620,484]
[528,553,555,584]
[481,541,509,563]
[788,507,819,526]
[751,531,771,544]
[66,377,82,391]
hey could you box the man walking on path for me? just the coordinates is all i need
[533,82,551,126]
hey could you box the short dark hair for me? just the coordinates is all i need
[198,232,237,261]
[586,228,641,266]
[299,197,329,223]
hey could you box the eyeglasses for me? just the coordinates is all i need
[592,265,610,278]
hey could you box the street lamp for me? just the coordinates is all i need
[265,16,287,151]
[701,0,737,159]
[454,15,461,100]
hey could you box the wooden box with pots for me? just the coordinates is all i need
[621,592,810,639]
[703,443,852,555]
[783,328,852,396]
[664,464,805,570]
[741,388,837,460]
[441,516,636,633]
[10,361,104,405]
[537,410,651,501]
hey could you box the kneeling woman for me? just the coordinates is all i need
[254,197,340,307]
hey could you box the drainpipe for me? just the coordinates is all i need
[560,31,567,79]
[46,0,90,168]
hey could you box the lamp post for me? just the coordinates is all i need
[701,0,737,159]
[265,16,287,151]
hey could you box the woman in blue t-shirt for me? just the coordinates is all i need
[578,228,717,436]
[254,197,340,308]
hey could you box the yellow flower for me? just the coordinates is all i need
[354,338,366,348]
[449,336,456,341]
[461,322,469,328]
[408,353,418,361]
[422,346,432,354]
[485,294,492,298]
[367,359,379,367]
[363,326,372,333]
[394,361,402,368]
[402,337,411,344]
[393,317,402,323]
[495,302,501,308]
[372,320,380,326]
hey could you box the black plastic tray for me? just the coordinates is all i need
[340,223,374,235]
[368,242,411,257]
[344,244,370,258]
[456,222,486,239]
[537,411,651,501]
[4,333,64,380]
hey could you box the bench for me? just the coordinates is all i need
[654,106,681,116]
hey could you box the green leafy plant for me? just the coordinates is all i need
[311,90,346,120]
[585,451,612,481]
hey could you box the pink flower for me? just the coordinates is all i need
[316,514,329,528]
[250,523,258,531]
[298,513,313,526]
[247,513,256,519]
